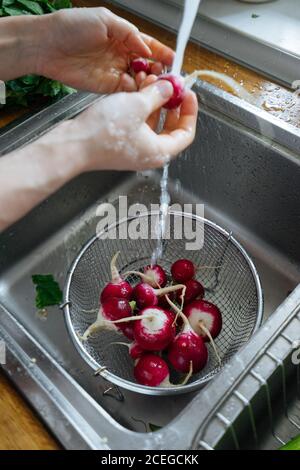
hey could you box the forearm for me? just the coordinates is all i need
[0,122,86,231]
[0,15,45,80]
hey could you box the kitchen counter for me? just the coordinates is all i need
[0,0,299,450]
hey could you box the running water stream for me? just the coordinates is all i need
[151,0,201,264]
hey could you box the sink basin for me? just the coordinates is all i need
[0,80,299,449]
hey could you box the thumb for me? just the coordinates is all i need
[140,80,174,117]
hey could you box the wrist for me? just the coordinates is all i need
[34,120,90,177]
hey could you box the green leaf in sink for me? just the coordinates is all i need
[148,423,162,432]
[280,434,300,450]
[32,274,63,309]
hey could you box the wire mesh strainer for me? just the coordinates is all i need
[63,211,263,395]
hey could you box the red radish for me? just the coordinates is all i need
[133,282,185,310]
[134,354,170,387]
[144,264,167,288]
[129,341,145,360]
[158,73,185,109]
[165,297,208,373]
[124,264,167,288]
[81,297,132,340]
[134,307,176,351]
[109,341,145,360]
[158,290,175,308]
[184,300,222,342]
[130,58,151,75]
[176,279,205,306]
[171,259,195,283]
[100,252,133,302]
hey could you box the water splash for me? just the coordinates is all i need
[151,0,201,265]
[172,0,202,75]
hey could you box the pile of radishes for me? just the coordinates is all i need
[82,253,223,388]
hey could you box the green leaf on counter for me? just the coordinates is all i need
[0,0,74,107]
[17,0,44,14]
[32,274,63,309]
[53,0,71,8]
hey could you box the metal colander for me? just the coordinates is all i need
[63,211,263,396]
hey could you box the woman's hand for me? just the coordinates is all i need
[36,7,174,93]
[0,81,197,231]
[39,80,198,171]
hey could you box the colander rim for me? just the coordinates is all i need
[63,210,263,396]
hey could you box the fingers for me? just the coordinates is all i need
[157,90,198,157]
[105,10,151,57]
[139,80,173,118]
[117,73,138,92]
[150,61,166,76]
[141,33,175,67]
[138,75,161,130]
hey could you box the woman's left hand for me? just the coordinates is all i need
[36,7,174,93]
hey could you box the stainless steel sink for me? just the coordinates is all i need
[0,80,299,449]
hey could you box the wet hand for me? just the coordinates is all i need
[37,7,174,93]
[42,80,198,172]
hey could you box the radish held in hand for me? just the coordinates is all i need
[100,252,133,302]
[176,279,205,306]
[184,300,222,342]
[130,57,151,75]
[158,73,185,110]
[171,258,195,283]
[134,307,176,351]
[133,282,185,310]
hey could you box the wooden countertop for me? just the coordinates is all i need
[0,0,299,450]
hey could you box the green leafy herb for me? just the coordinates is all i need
[251,14,259,19]
[0,0,75,107]
[32,274,63,309]
[148,423,162,432]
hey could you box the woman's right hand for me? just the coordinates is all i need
[39,80,198,172]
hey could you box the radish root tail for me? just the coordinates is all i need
[198,321,222,366]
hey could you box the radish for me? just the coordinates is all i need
[130,57,151,75]
[124,264,167,288]
[100,252,133,302]
[134,354,170,387]
[132,282,185,309]
[158,73,185,109]
[134,307,176,351]
[81,297,132,341]
[184,300,222,342]
[171,258,195,283]
[144,264,167,288]
[176,279,205,306]
[134,354,193,387]
[165,297,208,373]
[108,341,145,360]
